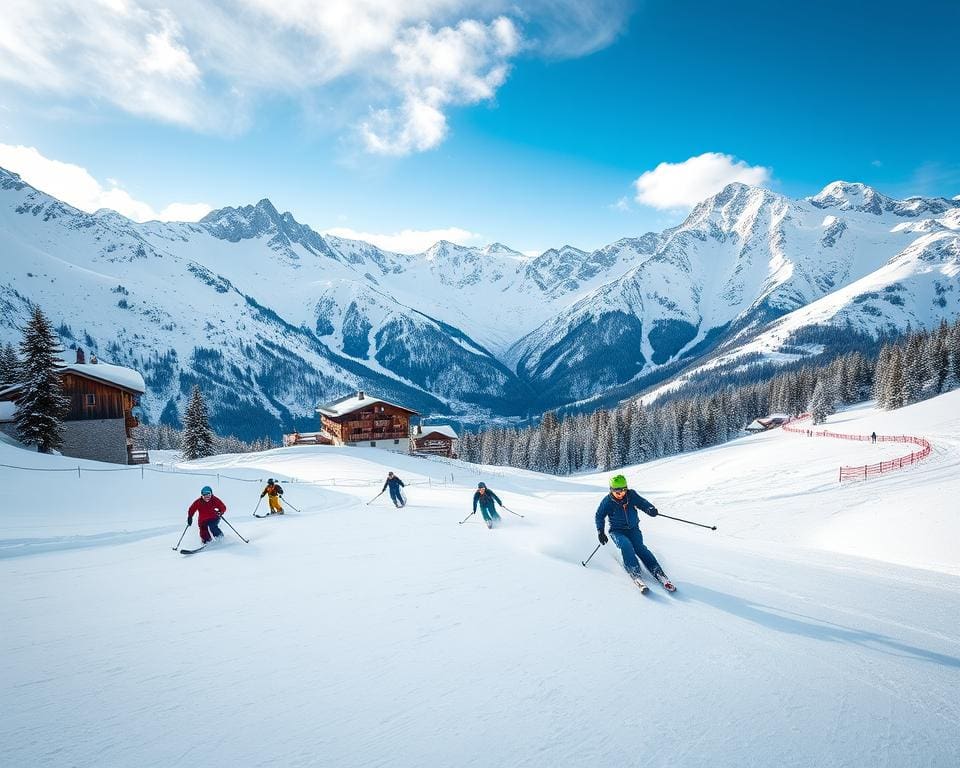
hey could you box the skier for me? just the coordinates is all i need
[260,478,284,514]
[382,471,406,508]
[871,431,877,444]
[472,482,503,529]
[596,474,675,592]
[187,486,227,544]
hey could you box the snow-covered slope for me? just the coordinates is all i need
[1,392,959,767]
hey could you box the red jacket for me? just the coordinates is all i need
[188,495,227,524]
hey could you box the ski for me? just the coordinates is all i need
[180,545,206,554]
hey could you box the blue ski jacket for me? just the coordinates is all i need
[383,475,405,492]
[473,489,502,513]
[595,489,658,533]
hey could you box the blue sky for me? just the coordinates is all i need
[1,0,958,254]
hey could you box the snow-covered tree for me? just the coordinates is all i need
[181,385,215,460]
[13,307,70,453]
[808,375,836,425]
[0,342,19,390]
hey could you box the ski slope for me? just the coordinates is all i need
[2,393,959,767]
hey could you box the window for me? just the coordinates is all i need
[370,441,376,447]
[394,439,400,444]
[85,394,96,406]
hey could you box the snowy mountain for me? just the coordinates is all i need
[2,166,958,437]
[508,181,960,407]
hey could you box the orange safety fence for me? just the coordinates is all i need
[781,413,932,482]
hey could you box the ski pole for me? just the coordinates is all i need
[581,543,602,567]
[366,490,386,505]
[218,514,250,543]
[658,512,717,531]
[458,510,476,524]
[252,497,263,517]
[283,498,301,513]
[500,505,524,518]
[172,522,189,551]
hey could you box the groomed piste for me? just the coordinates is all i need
[2,392,960,767]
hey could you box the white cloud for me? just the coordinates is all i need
[633,152,772,210]
[0,144,212,222]
[360,17,519,155]
[323,225,481,254]
[610,196,631,212]
[0,2,627,152]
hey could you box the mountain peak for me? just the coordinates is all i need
[808,180,888,214]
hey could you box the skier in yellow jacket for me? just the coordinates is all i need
[260,478,284,514]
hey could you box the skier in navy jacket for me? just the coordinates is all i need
[596,474,675,591]
[382,472,406,507]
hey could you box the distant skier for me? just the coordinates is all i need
[187,486,227,544]
[596,475,675,592]
[871,431,877,444]
[382,471,406,508]
[259,478,284,515]
[472,482,503,529]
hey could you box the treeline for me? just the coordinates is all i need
[133,385,277,457]
[460,318,960,475]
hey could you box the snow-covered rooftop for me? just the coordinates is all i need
[317,391,419,417]
[415,424,458,439]
[62,361,146,394]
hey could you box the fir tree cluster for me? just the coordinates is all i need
[133,421,277,456]
[460,320,960,475]
[872,319,960,410]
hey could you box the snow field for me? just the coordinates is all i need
[2,394,960,767]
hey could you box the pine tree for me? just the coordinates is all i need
[902,334,925,404]
[808,377,836,424]
[14,307,70,453]
[0,341,19,390]
[885,346,906,409]
[181,385,215,460]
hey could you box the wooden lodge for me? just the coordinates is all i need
[411,424,459,459]
[317,391,419,453]
[0,348,147,464]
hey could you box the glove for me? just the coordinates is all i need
[598,530,608,545]
[648,506,658,517]
[260,493,265,498]
[187,516,193,526]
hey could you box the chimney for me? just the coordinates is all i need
[76,347,86,364]
[417,424,422,435]
[357,390,365,400]
[90,354,98,364]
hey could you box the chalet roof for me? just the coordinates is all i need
[62,361,146,394]
[745,419,767,431]
[317,391,419,418]
[415,424,458,439]
[0,358,146,398]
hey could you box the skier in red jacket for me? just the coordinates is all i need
[187,486,227,543]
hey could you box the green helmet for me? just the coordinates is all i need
[609,474,628,490]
